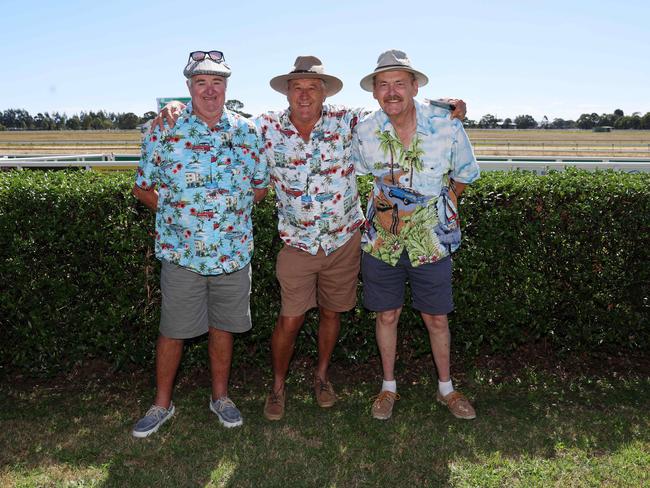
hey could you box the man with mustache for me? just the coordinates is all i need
[352,49,480,421]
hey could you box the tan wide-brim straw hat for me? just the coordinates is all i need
[270,56,343,97]
[359,49,429,92]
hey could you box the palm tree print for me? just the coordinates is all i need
[376,129,401,184]
[403,135,424,187]
[377,130,425,188]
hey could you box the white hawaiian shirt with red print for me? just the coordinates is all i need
[254,105,365,255]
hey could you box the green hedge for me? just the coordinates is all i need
[1,169,648,375]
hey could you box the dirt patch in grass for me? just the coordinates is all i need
[4,343,649,396]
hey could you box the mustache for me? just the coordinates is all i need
[383,96,403,102]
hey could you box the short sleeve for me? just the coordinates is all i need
[134,128,162,190]
[451,122,480,184]
[250,124,269,189]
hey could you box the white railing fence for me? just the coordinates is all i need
[2,154,650,174]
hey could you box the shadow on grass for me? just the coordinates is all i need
[1,356,649,487]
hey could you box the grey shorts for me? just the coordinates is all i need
[361,251,453,315]
[159,260,252,339]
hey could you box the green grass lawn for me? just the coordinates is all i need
[1,356,648,487]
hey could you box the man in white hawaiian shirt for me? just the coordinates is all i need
[352,49,480,421]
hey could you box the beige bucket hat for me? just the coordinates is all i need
[270,56,343,96]
[360,49,428,92]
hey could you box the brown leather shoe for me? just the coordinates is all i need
[371,390,400,420]
[264,387,285,421]
[436,390,476,419]
[314,376,337,408]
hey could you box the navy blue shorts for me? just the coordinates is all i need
[361,251,453,315]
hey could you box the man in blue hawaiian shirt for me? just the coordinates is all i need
[352,50,480,421]
[131,50,268,437]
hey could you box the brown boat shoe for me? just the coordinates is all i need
[371,390,400,420]
[314,376,337,408]
[264,386,286,421]
[436,390,476,420]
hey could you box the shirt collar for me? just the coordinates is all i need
[377,99,429,135]
[280,105,326,132]
[183,100,233,130]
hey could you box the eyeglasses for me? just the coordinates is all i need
[189,51,225,63]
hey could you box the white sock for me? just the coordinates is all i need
[438,379,454,397]
[381,379,397,393]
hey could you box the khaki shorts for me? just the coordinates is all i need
[276,231,361,316]
[159,260,252,339]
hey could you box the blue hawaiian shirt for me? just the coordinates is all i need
[254,105,366,255]
[352,99,480,266]
[135,106,269,275]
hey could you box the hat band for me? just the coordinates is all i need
[290,69,322,74]
[375,63,413,72]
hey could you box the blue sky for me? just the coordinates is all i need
[1,0,648,122]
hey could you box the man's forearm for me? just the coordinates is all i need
[450,180,466,198]
[132,185,158,211]
[449,180,466,208]
[253,187,268,204]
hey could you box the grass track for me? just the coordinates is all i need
[2,130,650,157]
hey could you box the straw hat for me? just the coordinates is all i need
[270,56,343,96]
[360,49,428,92]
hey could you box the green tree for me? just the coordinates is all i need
[514,114,537,129]
[540,115,549,129]
[66,115,81,130]
[640,112,650,130]
[598,113,617,127]
[226,99,251,118]
[576,113,599,130]
[551,118,577,129]
[140,111,157,124]
[52,112,67,130]
[614,114,641,130]
[463,119,477,128]
[478,114,500,129]
[117,112,139,129]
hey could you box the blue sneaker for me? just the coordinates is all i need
[209,396,243,428]
[132,403,175,438]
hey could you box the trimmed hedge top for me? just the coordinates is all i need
[1,169,648,376]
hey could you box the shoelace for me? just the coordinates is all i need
[317,379,332,393]
[146,405,169,418]
[216,398,235,411]
[374,391,400,404]
[268,389,284,405]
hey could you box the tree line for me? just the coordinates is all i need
[464,109,650,130]
[2,105,649,131]
[0,100,253,131]
[0,108,157,131]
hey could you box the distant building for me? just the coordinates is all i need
[498,121,517,129]
[593,126,613,132]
